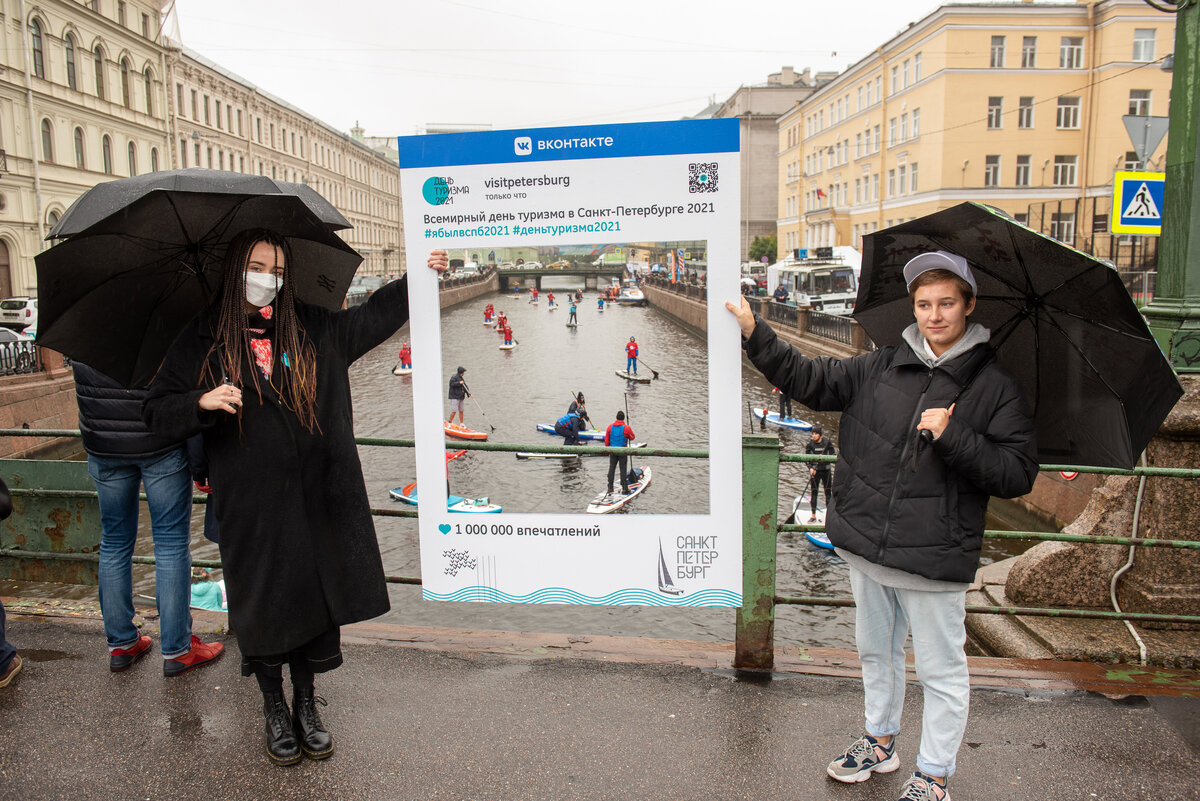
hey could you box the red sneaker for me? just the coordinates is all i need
[109,634,152,672]
[163,636,224,677]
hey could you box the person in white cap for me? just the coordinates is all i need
[726,250,1037,801]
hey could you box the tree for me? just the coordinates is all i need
[748,235,777,264]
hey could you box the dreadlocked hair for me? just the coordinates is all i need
[200,228,321,433]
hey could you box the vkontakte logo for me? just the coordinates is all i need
[514,137,532,156]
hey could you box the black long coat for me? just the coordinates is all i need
[144,278,409,656]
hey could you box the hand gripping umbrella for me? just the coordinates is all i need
[35,172,362,388]
[854,202,1182,469]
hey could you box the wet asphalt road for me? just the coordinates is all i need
[1,610,1197,801]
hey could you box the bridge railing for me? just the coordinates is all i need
[2,429,1198,671]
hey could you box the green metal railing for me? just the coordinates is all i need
[2,428,1199,671]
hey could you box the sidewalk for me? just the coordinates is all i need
[1,599,1197,801]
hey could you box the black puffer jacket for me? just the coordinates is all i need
[73,363,182,459]
[745,318,1037,582]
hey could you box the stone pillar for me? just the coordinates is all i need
[1006,376,1200,623]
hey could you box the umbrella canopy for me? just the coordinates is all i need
[36,180,361,388]
[854,202,1181,469]
[47,168,350,239]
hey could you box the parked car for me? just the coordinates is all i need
[0,297,37,333]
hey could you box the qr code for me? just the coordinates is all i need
[689,162,718,193]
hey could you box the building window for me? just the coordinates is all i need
[176,83,183,114]
[898,165,907,194]
[191,89,197,119]
[888,117,897,146]
[872,173,879,200]
[887,169,896,197]
[990,36,1006,68]
[40,118,53,162]
[150,146,158,172]
[142,12,149,39]
[909,162,918,193]
[900,113,909,142]
[984,155,1000,187]
[913,53,922,81]
[256,117,261,142]
[911,108,920,138]
[117,0,126,26]
[1053,155,1077,186]
[194,142,200,165]
[987,97,1003,129]
[1132,29,1156,62]
[857,86,863,111]
[1015,154,1031,186]
[120,59,131,108]
[180,137,187,167]
[102,135,113,174]
[1056,96,1081,129]
[144,68,153,115]
[203,95,210,124]
[854,177,862,203]
[65,34,78,90]
[1129,89,1151,116]
[874,76,881,102]
[30,19,45,79]
[127,141,137,175]
[94,46,105,98]
[1060,37,1083,69]
[1022,36,1037,68]
[1018,96,1034,128]
[74,127,85,168]
[890,65,898,93]
[206,146,212,168]
[215,102,221,129]
[1050,212,1075,243]
[237,109,243,135]
[902,59,910,87]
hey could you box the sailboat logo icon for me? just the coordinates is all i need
[657,538,684,596]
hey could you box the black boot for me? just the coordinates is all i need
[292,687,334,759]
[262,691,302,766]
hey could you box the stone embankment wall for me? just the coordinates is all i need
[440,271,499,310]
[0,351,81,459]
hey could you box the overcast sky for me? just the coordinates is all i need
[171,1,1060,137]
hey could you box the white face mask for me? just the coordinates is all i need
[244,272,282,308]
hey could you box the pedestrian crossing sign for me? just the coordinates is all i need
[1111,171,1165,235]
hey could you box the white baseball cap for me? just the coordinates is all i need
[902,250,978,295]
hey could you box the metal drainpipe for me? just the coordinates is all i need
[1079,1,1098,240]
[875,46,886,231]
[18,0,46,250]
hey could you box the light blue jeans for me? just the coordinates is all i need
[89,448,194,659]
[849,565,969,779]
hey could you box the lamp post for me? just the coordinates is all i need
[1141,0,1200,371]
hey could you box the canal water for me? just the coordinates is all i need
[16,278,1039,651]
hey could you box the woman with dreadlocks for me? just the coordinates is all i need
[145,231,448,766]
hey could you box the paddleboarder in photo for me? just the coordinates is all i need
[568,393,591,428]
[502,323,513,346]
[547,291,555,308]
[447,366,470,425]
[495,310,507,332]
[604,410,636,497]
[805,425,835,521]
[568,301,578,325]
[597,295,605,311]
[530,288,539,303]
[726,250,1036,800]
[398,343,412,370]
[554,409,584,446]
[625,337,639,376]
[483,304,493,323]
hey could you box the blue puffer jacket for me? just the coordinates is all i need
[744,316,1038,583]
[73,363,183,459]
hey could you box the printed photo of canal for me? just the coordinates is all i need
[433,240,710,516]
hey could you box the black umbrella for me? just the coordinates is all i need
[35,178,361,388]
[854,201,1181,469]
[47,168,350,238]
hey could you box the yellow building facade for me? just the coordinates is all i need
[778,0,1175,268]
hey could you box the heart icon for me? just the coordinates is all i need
[438,524,452,535]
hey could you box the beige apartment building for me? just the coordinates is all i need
[0,0,403,301]
[778,0,1175,269]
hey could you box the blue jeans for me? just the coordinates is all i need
[626,356,637,373]
[0,600,16,674]
[89,449,194,659]
[849,565,969,779]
